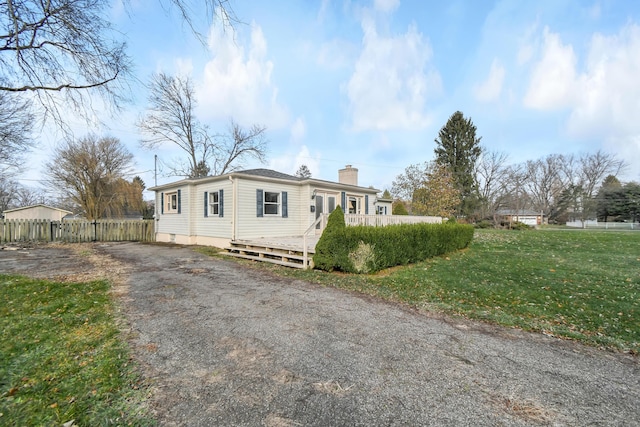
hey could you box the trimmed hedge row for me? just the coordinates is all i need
[313,207,474,273]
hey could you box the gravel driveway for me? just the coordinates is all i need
[1,242,638,426]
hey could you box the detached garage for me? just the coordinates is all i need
[2,204,72,221]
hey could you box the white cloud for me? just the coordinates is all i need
[523,27,578,110]
[268,145,320,177]
[521,22,640,177]
[196,21,288,129]
[374,0,400,13]
[290,117,306,143]
[604,135,640,181]
[567,23,640,138]
[587,2,601,20]
[474,58,505,103]
[174,58,194,76]
[317,39,356,70]
[345,15,442,132]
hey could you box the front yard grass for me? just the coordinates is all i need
[258,229,640,353]
[0,275,153,426]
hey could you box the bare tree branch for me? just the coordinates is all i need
[138,73,268,178]
[0,91,33,175]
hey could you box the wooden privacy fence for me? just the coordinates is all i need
[1,219,155,244]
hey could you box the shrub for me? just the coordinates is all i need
[510,221,531,230]
[313,206,354,272]
[500,220,531,230]
[314,219,474,274]
[348,241,376,273]
[475,220,494,229]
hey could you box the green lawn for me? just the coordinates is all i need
[0,275,153,426]
[259,229,640,353]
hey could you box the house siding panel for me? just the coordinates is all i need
[193,180,233,239]
[156,186,190,236]
[236,179,303,239]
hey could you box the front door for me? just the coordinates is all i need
[315,195,324,229]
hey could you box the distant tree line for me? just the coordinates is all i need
[390,111,633,225]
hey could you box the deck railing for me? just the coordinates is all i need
[342,214,443,227]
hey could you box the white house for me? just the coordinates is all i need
[2,204,72,221]
[149,165,387,247]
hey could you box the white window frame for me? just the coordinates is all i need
[328,195,336,213]
[209,191,219,216]
[264,191,280,215]
[348,196,360,214]
[165,191,178,214]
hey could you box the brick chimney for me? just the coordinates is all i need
[338,165,358,186]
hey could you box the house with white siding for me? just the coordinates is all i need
[149,165,386,248]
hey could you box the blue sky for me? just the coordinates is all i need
[22,0,640,198]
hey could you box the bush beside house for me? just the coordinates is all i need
[314,208,474,273]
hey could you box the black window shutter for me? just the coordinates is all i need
[204,192,208,217]
[341,192,346,210]
[282,191,288,218]
[177,189,181,214]
[256,189,263,217]
[365,195,369,214]
[219,189,224,217]
[161,193,164,214]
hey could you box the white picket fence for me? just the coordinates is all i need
[565,220,639,229]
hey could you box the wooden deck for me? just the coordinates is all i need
[224,235,320,269]
[223,214,442,269]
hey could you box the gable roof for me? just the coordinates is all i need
[236,169,302,181]
[496,209,542,216]
[149,168,379,193]
[2,204,73,214]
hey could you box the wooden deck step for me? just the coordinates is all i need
[223,251,306,269]
[224,240,314,269]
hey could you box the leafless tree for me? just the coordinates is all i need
[0,177,18,212]
[138,73,267,178]
[0,0,132,125]
[14,185,47,206]
[520,154,567,217]
[0,0,237,127]
[475,150,510,218]
[213,120,267,175]
[577,150,626,200]
[0,92,34,174]
[45,134,135,220]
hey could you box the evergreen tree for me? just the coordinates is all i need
[392,201,409,215]
[295,164,312,178]
[434,111,482,217]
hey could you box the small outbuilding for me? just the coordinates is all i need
[2,204,73,221]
